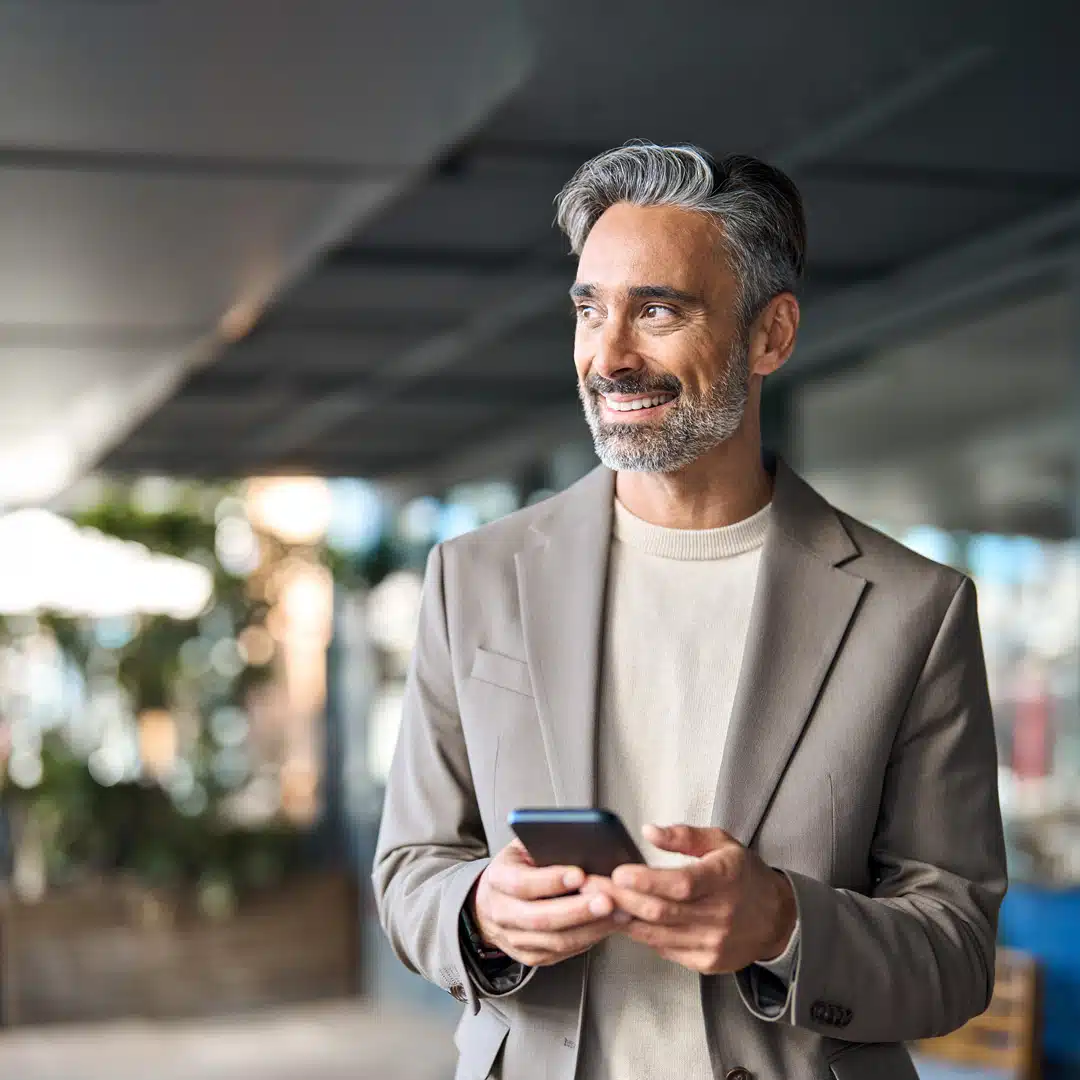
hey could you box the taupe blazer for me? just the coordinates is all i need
[373,461,1007,1080]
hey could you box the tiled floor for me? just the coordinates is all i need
[0,918,1028,1080]
[0,1000,457,1080]
[0,1002,1034,1080]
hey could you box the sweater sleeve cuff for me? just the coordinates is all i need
[757,916,801,983]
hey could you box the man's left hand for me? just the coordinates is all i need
[582,824,797,975]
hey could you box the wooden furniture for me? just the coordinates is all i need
[914,948,1040,1080]
[0,872,358,1025]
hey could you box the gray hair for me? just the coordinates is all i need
[554,141,805,329]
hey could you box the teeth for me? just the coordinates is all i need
[606,395,672,412]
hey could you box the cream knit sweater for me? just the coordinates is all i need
[577,496,772,1080]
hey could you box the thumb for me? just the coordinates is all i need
[506,837,535,865]
[644,824,737,857]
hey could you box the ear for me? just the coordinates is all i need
[748,293,799,378]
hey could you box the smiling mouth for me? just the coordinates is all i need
[601,392,676,416]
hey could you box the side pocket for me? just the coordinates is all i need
[454,1005,510,1080]
[828,1042,918,1080]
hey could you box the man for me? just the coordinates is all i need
[373,143,1006,1080]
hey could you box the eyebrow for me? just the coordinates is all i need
[628,284,703,306]
[569,282,703,306]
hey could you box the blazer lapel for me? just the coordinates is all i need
[515,467,614,807]
[712,461,867,846]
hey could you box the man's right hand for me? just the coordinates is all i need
[471,839,625,968]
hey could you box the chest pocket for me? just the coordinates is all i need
[464,648,551,843]
[470,647,534,698]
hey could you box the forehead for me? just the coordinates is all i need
[575,202,728,294]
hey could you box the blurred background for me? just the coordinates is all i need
[0,1,1077,1078]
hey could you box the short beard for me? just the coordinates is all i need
[578,338,750,473]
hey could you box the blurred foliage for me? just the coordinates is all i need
[61,501,276,709]
[6,734,304,896]
[0,490,339,900]
[1,482,420,901]
[326,532,408,588]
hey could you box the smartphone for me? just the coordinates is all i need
[507,807,645,877]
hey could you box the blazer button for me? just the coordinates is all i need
[726,1069,753,1080]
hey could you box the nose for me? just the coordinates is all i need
[590,317,644,383]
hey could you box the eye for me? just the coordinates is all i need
[642,304,675,319]
[575,304,598,321]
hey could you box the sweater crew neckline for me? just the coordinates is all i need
[612,497,771,560]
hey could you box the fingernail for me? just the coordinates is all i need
[589,895,611,916]
[563,869,583,888]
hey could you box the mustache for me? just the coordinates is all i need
[583,372,682,397]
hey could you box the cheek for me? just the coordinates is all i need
[685,346,736,395]
[637,328,712,380]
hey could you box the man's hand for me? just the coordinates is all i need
[471,839,626,968]
[583,824,797,975]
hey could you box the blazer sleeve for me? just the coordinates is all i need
[371,543,530,1014]
[736,576,1008,1042]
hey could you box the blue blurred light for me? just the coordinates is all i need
[900,526,955,567]
[399,496,442,545]
[967,533,1045,586]
[967,534,1011,584]
[328,478,385,555]
[93,616,138,650]
[437,502,480,542]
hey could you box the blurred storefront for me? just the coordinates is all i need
[0,477,356,1024]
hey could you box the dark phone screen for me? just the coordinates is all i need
[508,808,645,877]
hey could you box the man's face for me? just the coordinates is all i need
[572,202,750,473]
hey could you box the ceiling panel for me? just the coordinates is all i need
[450,334,574,381]
[798,175,1055,270]
[843,27,1080,177]
[0,168,391,328]
[486,0,1003,154]
[356,175,568,255]
[0,0,531,166]
[217,327,443,377]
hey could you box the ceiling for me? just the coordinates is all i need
[0,0,532,504]
[5,0,1080,532]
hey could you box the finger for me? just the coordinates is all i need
[609,863,704,901]
[492,889,615,932]
[597,884,690,925]
[625,920,718,950]
[488,859,585,900]
[642,824,737,858]
[506,916,621,959]
[580,874,616,896]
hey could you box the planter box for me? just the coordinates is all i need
[0,872,359,1026]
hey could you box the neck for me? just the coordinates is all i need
[614,429,773,530]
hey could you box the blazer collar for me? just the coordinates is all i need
[525,456,859,570]
[516,458,865,828]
